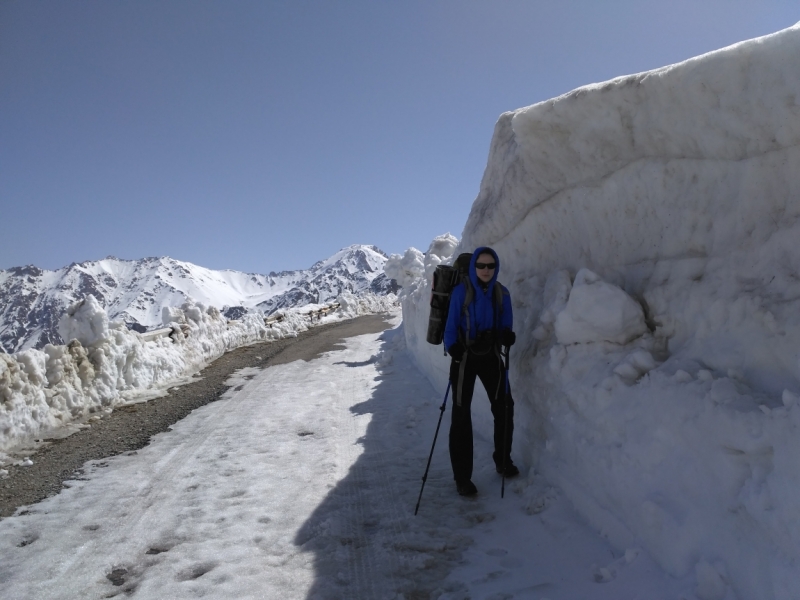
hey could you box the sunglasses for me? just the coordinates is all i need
[475,262,496,270]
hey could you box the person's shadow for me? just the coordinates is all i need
[294,325,497,599]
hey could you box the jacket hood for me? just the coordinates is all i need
[469,246,500,290]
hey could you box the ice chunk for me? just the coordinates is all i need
[554,269,647,345]
[162,305,186,326]
[58,295,110,348]
[384,248,425,288]
[613,349,658,382]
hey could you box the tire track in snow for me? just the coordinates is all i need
[333,359,384,598]
[339,365,410,598]
[37,383,253,597]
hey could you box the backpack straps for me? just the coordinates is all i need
[460,278,474,347]
[459,280,506,348]
[494,282,505,316]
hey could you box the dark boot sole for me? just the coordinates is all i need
[496,467,520,478]
[456,482,478,496]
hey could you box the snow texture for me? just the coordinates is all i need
[0,292,396,459]
[390,23,800,600]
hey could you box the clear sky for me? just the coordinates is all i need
[1,1,796,274]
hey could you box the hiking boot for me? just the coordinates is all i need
[456,480,478,496]
[495,461,520,478]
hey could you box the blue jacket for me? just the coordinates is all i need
[444,247,513,352]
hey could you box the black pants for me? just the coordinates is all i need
[449,349,514,482]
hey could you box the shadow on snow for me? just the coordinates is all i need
[294,325,499,600]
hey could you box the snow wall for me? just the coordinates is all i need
[0,292,397,460]
[387,23,800,600]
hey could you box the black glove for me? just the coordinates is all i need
[448,342,465,361]
[499,329,516,347]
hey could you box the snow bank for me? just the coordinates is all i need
[336,291,399,318]
[0,293,397,459]
[393,23,800,600]
[385,235,459,388]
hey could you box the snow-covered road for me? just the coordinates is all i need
[0,318,690,599]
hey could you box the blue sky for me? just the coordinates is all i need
[1,1,796,274]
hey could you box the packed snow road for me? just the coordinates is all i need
[0,314,687,599]
[0,315,393,519]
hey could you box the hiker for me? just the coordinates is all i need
[444,247,518,497]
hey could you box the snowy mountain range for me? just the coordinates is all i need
[0,244,397,353]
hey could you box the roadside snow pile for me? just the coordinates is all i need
[389,23,800,600]
[0,292,396,458]
[385,234,458,376]
[335,291,399,318]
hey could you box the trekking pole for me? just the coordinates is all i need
[501,346,510,499]
[414,381,451,515]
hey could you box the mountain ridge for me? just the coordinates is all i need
[0,244,397,353]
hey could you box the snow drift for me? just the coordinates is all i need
[0,292,396,460]
[389,23,800,600]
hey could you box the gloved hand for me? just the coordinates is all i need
[499,329,516,347]
[448,342,465,361]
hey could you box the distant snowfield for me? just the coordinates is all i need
[388,22,800,600]
[0,319,689,599]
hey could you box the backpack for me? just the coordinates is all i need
[425,253,505,349]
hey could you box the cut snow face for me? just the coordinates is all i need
[392,23,800,600]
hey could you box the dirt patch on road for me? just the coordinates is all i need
[0,314,393,518]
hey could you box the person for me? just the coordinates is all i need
[444,247,518,497]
